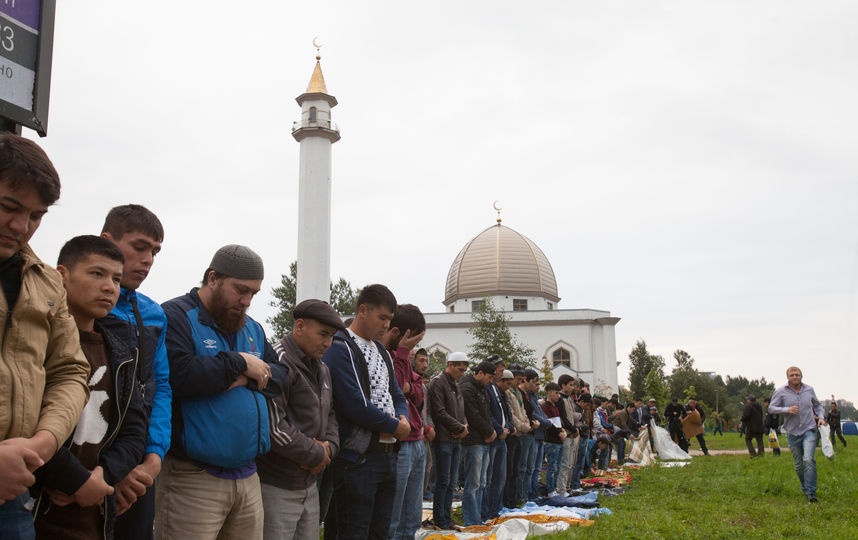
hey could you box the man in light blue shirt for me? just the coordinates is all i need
[768,366,826,503]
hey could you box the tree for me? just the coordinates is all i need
[644,368,670,411]
[468,296,535,367]
[267,261,359,338]
[540,355,554,387]
[673,349,694,371]
[628,340,665,400]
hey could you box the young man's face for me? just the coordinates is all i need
[102,231,161,290]
[414,353,429,376]
[360,304,394,340]
[59,254,123,325]
[0,180,48,260]
[547,389,559,402]
[787,369,802,387]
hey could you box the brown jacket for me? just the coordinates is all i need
[0,245,90,445]
[256,334,339,490]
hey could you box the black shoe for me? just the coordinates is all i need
[807,495,818,503]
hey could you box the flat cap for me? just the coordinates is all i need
[209,244,264,280]
[294,299,345,330]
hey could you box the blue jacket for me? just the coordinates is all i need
[322,330,407,462]
[528,390,550,441]
[162,289,286,469]
[103,287,172,459]
[487,382,513,438]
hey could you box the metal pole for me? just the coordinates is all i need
[1,117,22,135]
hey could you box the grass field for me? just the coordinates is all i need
[542,434,858,539]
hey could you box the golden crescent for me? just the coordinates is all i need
[313,37,322,48]
[493,200,501,212]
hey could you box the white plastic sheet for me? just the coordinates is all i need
[650,420,692,460]
[819,424,835,460]
[415,518,571,540]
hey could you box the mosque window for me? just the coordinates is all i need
[309,107,317,123]
[471,300,485,312]
[513,299,528,311]
[552,347,571,368]
[547,302,554,310]
[449,305,455,313]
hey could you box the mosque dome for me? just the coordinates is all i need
[444,222,560,306]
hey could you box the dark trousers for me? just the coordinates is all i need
[745,433,764,456]
[114,484,155,540]
[326,451,397,540]
[503,436,521,507]
[830,425,847,447]
[482,439,506,521]
[694,433,709,454]
[431,440,461,529]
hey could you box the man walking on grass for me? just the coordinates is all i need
[768,366,826,503]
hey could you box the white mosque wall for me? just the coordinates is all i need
[422,308,620,394]
[445,295,554,313]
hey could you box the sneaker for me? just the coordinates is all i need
[547,490,561,498]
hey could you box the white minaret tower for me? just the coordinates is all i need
[293,47,340,303]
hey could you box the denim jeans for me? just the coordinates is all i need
[329,451,398,540]
[788,430,819,496]
[517,433,536,501]
[432,440,461,528]
[544,443,562,492]
[570,437,588,489]
[0,490,35,540]
[461,444,489,526]
[389,440,427,539]
[529,440,545,499]
[615,437,626,465]
[482,439,506,520]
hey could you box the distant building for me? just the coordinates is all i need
[422,218,620,394]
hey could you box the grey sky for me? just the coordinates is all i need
[25,1,858,404]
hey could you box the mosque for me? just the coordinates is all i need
[291,49,620,394]
[421,216,620,394]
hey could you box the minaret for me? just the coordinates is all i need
[293,48,340,303]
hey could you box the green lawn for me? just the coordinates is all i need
[695,432,787,452]
[542,435,858,539]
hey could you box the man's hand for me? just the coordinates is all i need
[425,426,436,443]
[398,329,425,352]
[788,405,799,415]
[818,418,828,427]
[114,454,160,516]
[484,430,497,443]
[240,353,272,390]
[559,430,567,441]
[499,427,509,441]
[0,442,42,502]
[227,374,249,391]
[455,425,470,439]
[402,380,412,395]
[304,440,331,475]
[73,466,114,507]
[531,420,540,430]
[394,415,411,440]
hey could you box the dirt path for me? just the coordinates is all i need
[687,448,789,456]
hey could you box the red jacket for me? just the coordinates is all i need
[392,347,427,441]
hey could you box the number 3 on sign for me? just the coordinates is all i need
[1,24,12,52]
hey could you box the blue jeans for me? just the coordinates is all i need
[461,444,489,526]
[529,440,544,499]
[389,440,426,539]
[329,451,397,540]
[544,443,562,491]
[0,490,35,540]
[615,437,626,465]
[432,440,461,528]
[570,437,588,489]
[788,430,819,496]
[517,433,536,501]
[482,439,506,520]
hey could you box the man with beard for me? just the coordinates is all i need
[156,245,287,539]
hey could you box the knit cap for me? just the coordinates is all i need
[209,244,264,280]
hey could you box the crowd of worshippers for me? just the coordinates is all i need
[0,132,684,540]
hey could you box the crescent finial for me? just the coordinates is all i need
[493,201,502,224]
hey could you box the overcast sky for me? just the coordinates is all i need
[23,1,858,404]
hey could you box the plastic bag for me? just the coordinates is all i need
[768,428,780,449]
[819,424,834,460]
